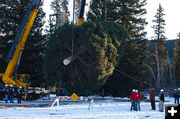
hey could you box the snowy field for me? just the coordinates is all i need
[0,96,174,119]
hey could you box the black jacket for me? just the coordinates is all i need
[173,91,179,98]
[4,87,9,95]
[160,93,165,102]
[9,87,14,95]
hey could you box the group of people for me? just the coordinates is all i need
[149,88,165,112]
[173,88,180,104]
[130,88,165,112]
[4,84,23,103]
[130,89,142,111]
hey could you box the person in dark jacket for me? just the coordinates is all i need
[130,89,136,111]
[173,89,179,104]
[4,84,9,103]
[17,86,23,103]
[178,88,180,103]
[159,89,165,112]
[149,88,156,110]
[9,85,14,103]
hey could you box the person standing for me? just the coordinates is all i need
[4,84,9,103]
[177,88,180,104]
[130,89,136,111]
[9,85,14,103]
[173,89,179,104]
[135,90,142,111]
[149,88,156,110]
[17,86,23,103]
[159,89,165,112]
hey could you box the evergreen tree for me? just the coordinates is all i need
[0,0,18,72]
[51,0,69,29]
[0,0,46,86]
[62,0,69,22]
[44,22,127,95]
[88,0,147,38]
[75,0,80,22]
[115,0,148,71]
[45,14,56,39]
[87,0,116,22]
[107,0,148,95]
[115,0,147,38]
[174,33,180,87]
[87,0,148,95]
[150,4,167,89]
[152,4,166,40]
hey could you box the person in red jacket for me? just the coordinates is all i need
[130,89,136,111]
[135,90,142,111]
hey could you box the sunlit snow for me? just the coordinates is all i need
[0,96,174,119]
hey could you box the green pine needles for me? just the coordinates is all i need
[45,21,127,94]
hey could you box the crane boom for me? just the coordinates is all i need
[2,0,41,87]
[76,0,86,26]
[1,0,86,90]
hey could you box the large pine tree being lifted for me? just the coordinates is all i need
[45,22,127,95]
[0,0,46,86]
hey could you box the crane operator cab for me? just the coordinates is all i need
[15,74,30,87]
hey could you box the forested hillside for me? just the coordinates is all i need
[147,40,175,60]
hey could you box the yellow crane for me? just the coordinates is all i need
[0,0,41,88]
[76,0,86,26]
[0,0,87,98]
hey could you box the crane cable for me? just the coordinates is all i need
[72,0,75,57]
[114,68,178,95]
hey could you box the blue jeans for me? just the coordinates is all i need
[10,95,14,103]
[174,97,179,104]
[5,94,8,102]
[17,94,22,103]
[136,100,140,111]
[130,101,136,111]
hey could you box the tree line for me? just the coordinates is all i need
[0,0,180,96]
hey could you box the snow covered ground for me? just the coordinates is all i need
[0,96,174,119]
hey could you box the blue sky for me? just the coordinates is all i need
[43,0,180,40]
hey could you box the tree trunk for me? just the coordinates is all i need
[155,42,160,89]
[145,64,156,85]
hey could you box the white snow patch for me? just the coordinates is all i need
[0,96,174,119]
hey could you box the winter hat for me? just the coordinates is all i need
[135,90,138,92]
[132,89,136,92]
[160,89,164,92]
[10,85,12,87]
